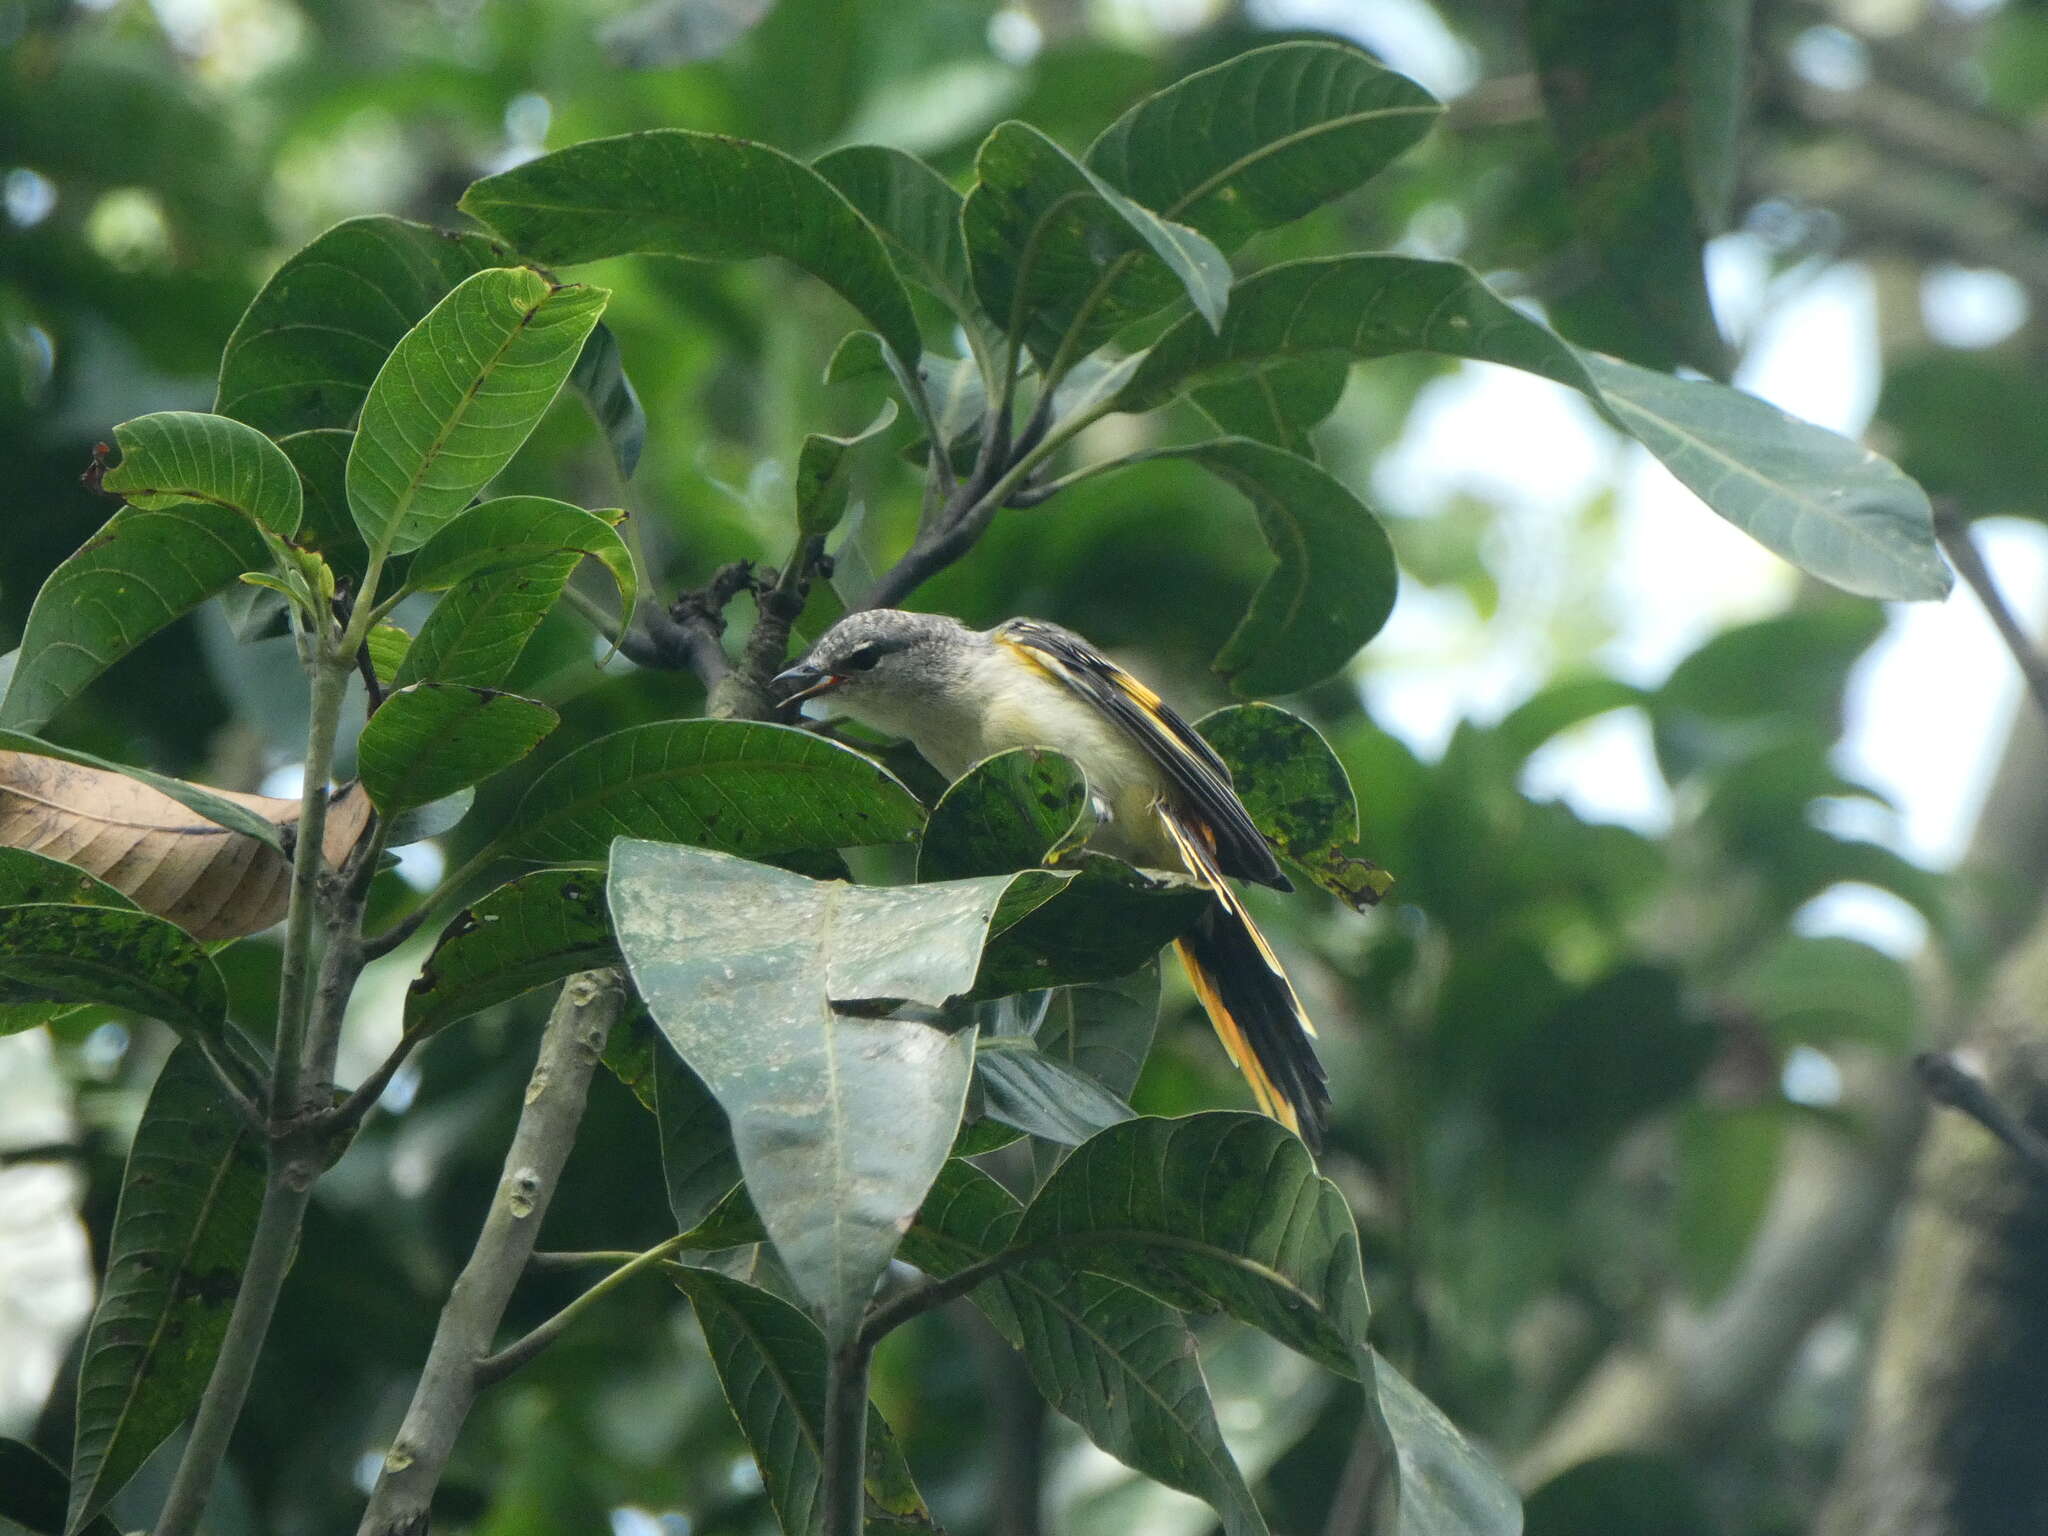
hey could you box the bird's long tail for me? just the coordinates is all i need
[1159,810,1330,1151]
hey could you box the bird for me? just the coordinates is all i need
[773,608,1329,1150]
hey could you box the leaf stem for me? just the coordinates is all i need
[858,1250,1017,1349]
[822,1339,872,1536]
[856,393,1114,613]
[475,1231,690,1386]
[1934,500,2048,725]
[269,653,350,1118]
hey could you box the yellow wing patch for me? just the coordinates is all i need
[1156,803,1317,1039]
[1174,937,1298,1131]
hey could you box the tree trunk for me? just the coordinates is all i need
[1816,907,2048,1536]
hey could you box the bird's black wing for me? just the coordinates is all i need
[993,618,1289,889]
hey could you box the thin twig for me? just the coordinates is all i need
[1934,501,2048,724]
[323,1025,429,1140]
[354,641,386,713]
[529,1249,646,1268]
[857,1250,1020,1350]
[474,1232,690,1386]
[1914,1050,2048,1191]
[360,906,430,963]
[713,533,832,718]
[856,394,1110,613]
[562,573,740,687]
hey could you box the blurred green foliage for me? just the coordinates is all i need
[2,0,2032,1533]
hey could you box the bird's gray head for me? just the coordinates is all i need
[772,609,983,724]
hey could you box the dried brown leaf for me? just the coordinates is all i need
[0,752,371,940]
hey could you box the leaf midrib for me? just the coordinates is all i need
[369,284,553,558]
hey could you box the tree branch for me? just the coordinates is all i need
[156,626,360,1536]
[355,969,624,1536]
[322,1024,429,1141]
[709,534,831,720]
[822,1339,872,1536]
[1914,1049,2048,1190]
[153,1169,318,1536]
[1933,502,2048,726]
[562,567,746,689]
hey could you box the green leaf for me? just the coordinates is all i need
[655,1044,741,1236]
[1199,703,1391,908]
[100,411,302,537]
[963,120,1230,366]
[1130,439,1397,696]
[460,130,923,367]
[1652,603,1885,780]
[813,143,1004,369]
[1086,41,1441,252]
[1498,965,1710,1146]
[355,684,558,814]
[0,505,268,733]
[1730,934,1916,1050]
[973,854,1208,997]
[1679,1,1747,231]
[0,1438,119,1536]
[0,904,228,1048]
[1494,677,1646,765]
[1674,1104,1783,1303]
[1035,961,1159,1101]
[364,622,412,688]
[569,321,647,478]
[796,403,900,538]
[66,1046,264,1534]
[1189,354,1350,458]
[0,849,136,911]
[1581,352,1953,601]
[276,428,366,583]
[403,868,617,1038]
[1524,1452,1710,1536]
[1018,1112,1371,1376]
[406,495,636,634]
[0,852,136,1037]
[916,748,1088,882]
[502,720,924,865]
[609,838,1025,1345]
[600,1003,661,1112]
[669,1267,940,1534]
[346,267,609,557]
[1527,0,1726,374]
[1121,257,1949,601]
[220,578,292,645]
[974,1035,1135,1146]
[0,731,285,853]
[1119,255,1596,415]
[392,551,579,689]
[385,787,474,847]
[1368,1350,1524,1536]
[214,214,502,437]
[902,1159,1267,1536]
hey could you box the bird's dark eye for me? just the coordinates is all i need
[842,643,883,672]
